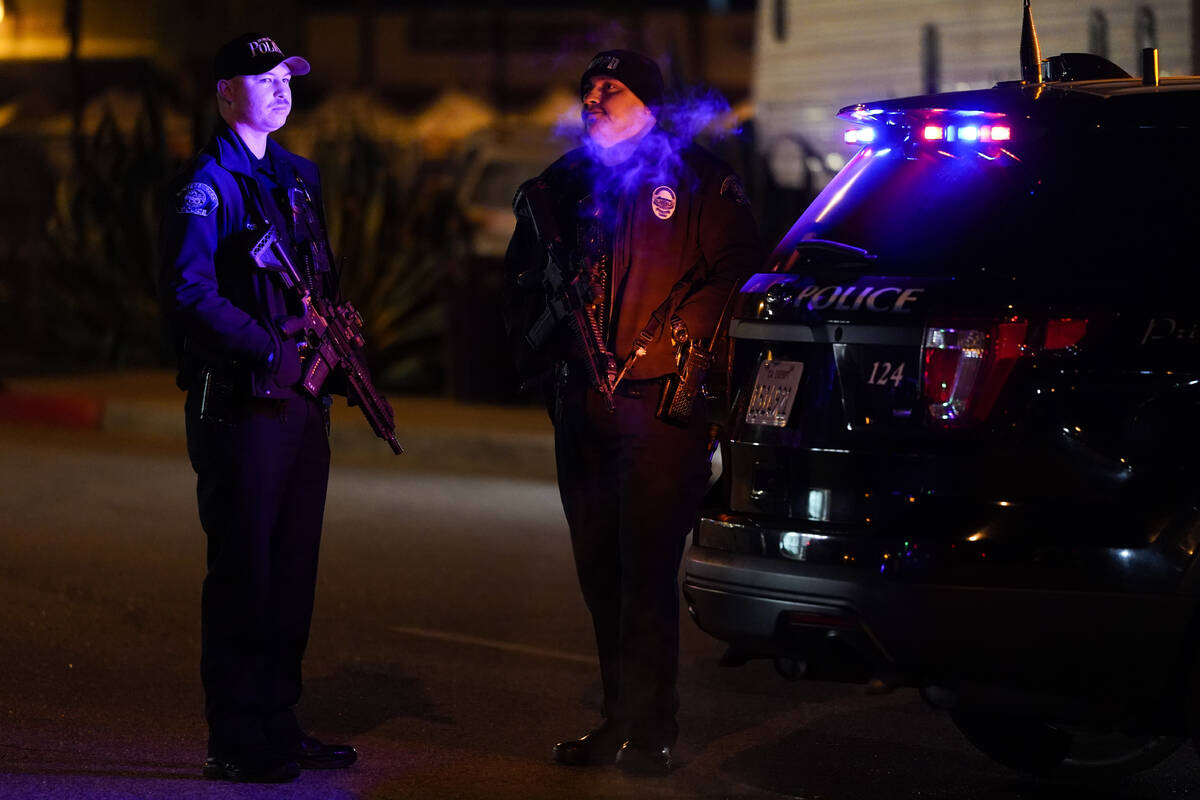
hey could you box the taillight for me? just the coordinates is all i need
[1044,318,1088,350]
[922,316,1086,428]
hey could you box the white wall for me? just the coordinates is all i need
[754,0,1192,186]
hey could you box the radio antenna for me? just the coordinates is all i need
[1020,0,1043,84]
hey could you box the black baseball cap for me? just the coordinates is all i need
[580,49,665,109]
[213,33,311,81]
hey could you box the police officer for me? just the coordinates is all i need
[158,33,356,783]
[503,50,760,776]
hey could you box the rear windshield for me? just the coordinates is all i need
[770,122,1200,279]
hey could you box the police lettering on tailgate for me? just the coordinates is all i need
[792,284,924,313]
[741,275,927,315]
[1141,317,1200,345]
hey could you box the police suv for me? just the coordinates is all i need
[684,16,1200,780]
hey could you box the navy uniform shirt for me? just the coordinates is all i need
[158,121,336,399]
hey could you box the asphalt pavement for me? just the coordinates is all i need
[5,374,1200,798]
[0,370,556,482]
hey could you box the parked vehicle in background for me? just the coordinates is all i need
[686,3,1200,779]
[441,134,560,402]
[457,137,558,260]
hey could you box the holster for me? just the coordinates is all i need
[198,364,236,424]
[656,343,712,427]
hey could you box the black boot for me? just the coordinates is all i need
[552,722,626,766]
[615,741,672,777]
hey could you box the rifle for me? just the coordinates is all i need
[518,181,617,409]
[250,226,403,455]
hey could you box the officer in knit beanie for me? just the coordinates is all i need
[579,49,666,110]
[507,45,760,780]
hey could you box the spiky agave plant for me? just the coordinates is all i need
[44,95,173,367]
[314,133,459,393]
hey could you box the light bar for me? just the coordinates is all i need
[840,114,1013,150]
[928,123,1011,145]
[843,127,876,145]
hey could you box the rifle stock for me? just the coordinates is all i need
[251,226,403,455]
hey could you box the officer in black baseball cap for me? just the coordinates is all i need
[213,32,311,81]
[161,32,359,782]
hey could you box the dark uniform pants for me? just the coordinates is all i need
[185,391,330,755]
[554,377,710,747]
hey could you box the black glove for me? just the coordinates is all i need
[264,328,302,389]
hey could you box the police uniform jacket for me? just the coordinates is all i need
[159,121,336,399]
[504,126,760,382]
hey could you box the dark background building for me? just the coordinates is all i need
[3,0,1195,398]
[0,0,757,398]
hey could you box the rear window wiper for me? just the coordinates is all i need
[784,239,878,271]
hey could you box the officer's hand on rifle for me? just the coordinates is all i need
[265,328,302,388]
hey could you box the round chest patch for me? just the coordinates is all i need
[651,186,677,220]
[176,182,219,217]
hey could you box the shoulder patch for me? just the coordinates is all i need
[176,182,219,217]
[720,174,750,206]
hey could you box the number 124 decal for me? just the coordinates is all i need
[868,361,906,387]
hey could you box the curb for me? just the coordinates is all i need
[0,393,104,429]
[0,375,557,483]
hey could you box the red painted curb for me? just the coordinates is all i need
[0,393,105,429]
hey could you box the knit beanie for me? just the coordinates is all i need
[580,50,665,109]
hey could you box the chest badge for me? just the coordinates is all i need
[176,182,219,217]
[651,186,677,220]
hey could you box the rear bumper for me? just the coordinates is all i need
[683,534,913,682]
[683,514,1196,690]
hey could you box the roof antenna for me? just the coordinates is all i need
[1142,47,1160,86]
[1020,0,1043,84]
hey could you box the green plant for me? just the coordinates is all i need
[43,94,174,367]
[37,92,463,393]
[314,134,462,393]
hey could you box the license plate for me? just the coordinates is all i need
[744,360,804,427]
